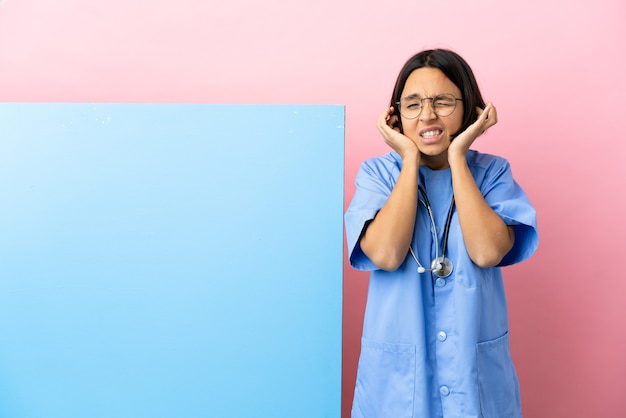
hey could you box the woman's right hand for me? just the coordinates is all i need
[376,107,420,160]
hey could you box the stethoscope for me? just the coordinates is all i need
[408,185,455,278]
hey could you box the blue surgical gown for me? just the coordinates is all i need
[345,150,539,418]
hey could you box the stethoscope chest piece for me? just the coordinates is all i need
[431,256,453,278]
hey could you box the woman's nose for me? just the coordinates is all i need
[419,100,437,120]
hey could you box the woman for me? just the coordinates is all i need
[345,49,539,417]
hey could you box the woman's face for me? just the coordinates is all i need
[398,67,464,169]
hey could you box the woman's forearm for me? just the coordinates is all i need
[360,156,420,271]
[450,157,514,267]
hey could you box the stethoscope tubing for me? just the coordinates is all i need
[413,185,455,278]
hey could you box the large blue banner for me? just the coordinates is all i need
[0,104,344,418]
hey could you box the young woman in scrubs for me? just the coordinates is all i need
[345,49,539,418]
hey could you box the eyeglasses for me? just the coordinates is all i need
[396,93,463,119]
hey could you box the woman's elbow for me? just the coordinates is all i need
[470,251,506,268]
[470,228,515,268]
[366,249,406,271]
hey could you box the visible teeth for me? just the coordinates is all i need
[421,130,441,138]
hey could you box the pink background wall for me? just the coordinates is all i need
[1,1,625,417]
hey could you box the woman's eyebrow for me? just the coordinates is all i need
[402,92,456,100]
[401,93,420,100]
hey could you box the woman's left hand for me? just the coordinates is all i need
[448,102,498,161]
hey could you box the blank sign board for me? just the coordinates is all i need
[0,104,344,418]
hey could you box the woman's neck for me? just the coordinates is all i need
[421,152,450,170]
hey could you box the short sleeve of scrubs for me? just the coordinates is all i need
[469,152,539,266]
[344,154,400,271]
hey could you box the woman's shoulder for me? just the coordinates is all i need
[359,152,402,174]
[467,149,510,171]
